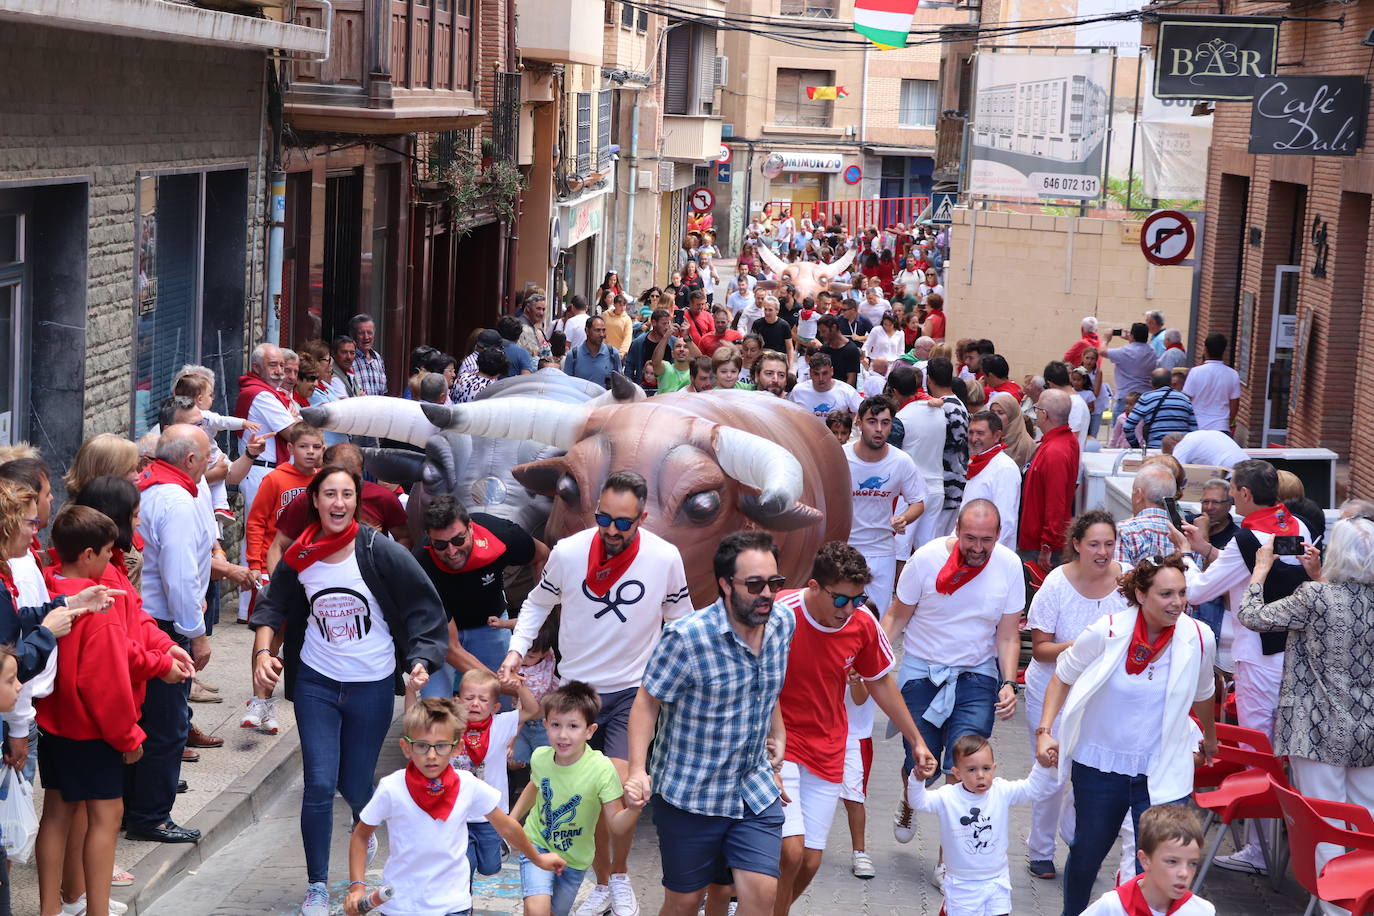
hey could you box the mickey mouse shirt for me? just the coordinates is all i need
[522,745,623,870]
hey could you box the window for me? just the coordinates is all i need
[779,0,836,16]
[899,79,938,128]
[621,2,634,27]
[637,8,648,30]
[605,1,613,24]
[775,68,834,128]
[597,89,613,171]
[576,92,593,173]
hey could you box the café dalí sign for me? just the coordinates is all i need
[1154,15,1279,101]
[1248,76,1367,157]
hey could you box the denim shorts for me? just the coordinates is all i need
[651,795,784,893]
[513,719,549,764]
[519,846,588,916]
[467,820,503,877]
[900,670,997,779]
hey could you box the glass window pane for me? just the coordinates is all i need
[0,284,14,445]
[0,214,19,266]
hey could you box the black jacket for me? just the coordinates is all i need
[253,525,448,701]
[0,588,60,683]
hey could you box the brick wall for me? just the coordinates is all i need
[0,22,265,441]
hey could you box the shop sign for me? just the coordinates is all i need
[1153,15,1279,101]
[1248,75,1367,157]
[560,194,605,248]
[778,152,844,173]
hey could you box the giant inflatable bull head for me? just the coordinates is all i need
[420,389,851,605]
[754,240,858,300]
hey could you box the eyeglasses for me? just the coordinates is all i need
[401,736,456,756]
[301,374,319,383]
[821,585,868,609]
[594,512,637,532]
[733,575,787,595]
[430,532,469,551]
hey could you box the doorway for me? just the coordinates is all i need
[1262,264,1300,445]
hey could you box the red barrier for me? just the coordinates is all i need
[762,197,932,233]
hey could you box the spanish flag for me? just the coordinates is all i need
[806,86,849,100]
[853,0,919,49]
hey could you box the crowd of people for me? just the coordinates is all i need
[1,211,1371,916]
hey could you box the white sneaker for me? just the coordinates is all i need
[299,882,329,916]
[893,797,916,844]
[851,850,876,878]
[240,696,264,729]
[608,874,640,916]
[930,862,946,891]
[574,884,612,915]
[260,696,280,735]
[1213,843,1267,875]
[60,896,127,915]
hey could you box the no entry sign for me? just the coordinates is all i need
[1140,210,1195,265]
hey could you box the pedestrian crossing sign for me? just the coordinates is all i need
[931,192,956,225]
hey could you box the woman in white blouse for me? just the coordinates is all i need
[1035,553,1217,916]
[1023,510,1126,881]
[862,312,906,367]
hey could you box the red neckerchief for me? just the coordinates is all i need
[292,390,310,407]
[283,520,359,573]
[404,762,461,820]
[967,442,1007,480]
[1242,504,1295,536]
[132,531,145,551]
[1126,609,1174,675]
[235,372,291,414]
[462,715,493,766]
[895,394,920,410]
[137,459,199,498]
[1116,874,1194,915]
[935,540,990,595]
[1165,342,1185,352]
[586,531,641,597]
[424,523,508,574]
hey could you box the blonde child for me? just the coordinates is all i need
[1080,805,1215,916]
[173,366,260,522]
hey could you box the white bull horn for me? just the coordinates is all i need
[754,239,790,277]
[713,426,804,517]
[825,242,857,277]
[420,398,590,451]
[300,396,436,447]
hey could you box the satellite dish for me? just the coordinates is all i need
[761,153,785,179]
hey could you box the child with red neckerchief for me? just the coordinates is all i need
[1080,805,1215,916]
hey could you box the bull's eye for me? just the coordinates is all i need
[682,489,721,522]
[556,474,580,506]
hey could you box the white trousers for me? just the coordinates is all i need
[1289,758,1374,916]
[855,548,896,616]
[237,464,272,619]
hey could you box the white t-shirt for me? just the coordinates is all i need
[244,390,297,464]
[846,444,927,556]
[358,768,502,916]
[894,538,1025,668]
[1068,390,1090,445]
[297,551,396,683]
[895,399,948,490]
[455,709,522,818]
[959,450,1021,549]
[1181,360,1242,431]
[1171,429,1248,469]
[555,313,590,352]
[789,380,861,416]
[858,298,889,327]
[918,282,945,304]
[863,329,906,363]
[861,372,887,398]
[1080,885,1216,916]
[1024,565,1127,700]
[797,310,820,341]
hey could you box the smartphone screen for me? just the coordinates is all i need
[1163,497,1184,530]
[1273,535,1304,556]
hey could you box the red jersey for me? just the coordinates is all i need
[776,589,895,782]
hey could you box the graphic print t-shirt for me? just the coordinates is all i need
[296,550,396,682]
[522,746,623,870]
[845,443,927,555]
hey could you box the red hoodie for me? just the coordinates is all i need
[37,566,174,752]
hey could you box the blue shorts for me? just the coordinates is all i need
[513,719,549,764]
[467,820,503,878]
[520,846,588,916]
[651,795,784,894]
[901,671,997,780]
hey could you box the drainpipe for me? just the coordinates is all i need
[265,171,286,345]
[623,100,640,288]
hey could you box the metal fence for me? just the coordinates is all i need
[760,196,933,232]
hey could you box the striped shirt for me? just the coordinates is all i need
[1123,388,1197,448]
[643,599,795,818]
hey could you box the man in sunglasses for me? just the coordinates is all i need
[774,542,936,898]
[499,470,690,916]
[846,396,927,610]
[413,494,548,699]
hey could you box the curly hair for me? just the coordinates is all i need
[809,540,873,588]
[1064,509,1116,563]
[1118,552,1188,607]
[0,479,37,582]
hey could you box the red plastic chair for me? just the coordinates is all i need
[1191,737,1289,890]
[1271,778,1374,916]
[1193,722,1272,793]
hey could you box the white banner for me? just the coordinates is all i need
[1075,0,1142,57]
[1140,55,1213,200]
[969,51,1113,199]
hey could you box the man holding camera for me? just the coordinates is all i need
[1102,322,1158,416]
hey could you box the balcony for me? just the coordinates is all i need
[0,0,326,53]
[662,113,722,163]
[933,114,965,182]
[284,0,485,135]
[518,0,602,67]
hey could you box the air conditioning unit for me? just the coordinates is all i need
[713,55,729,87]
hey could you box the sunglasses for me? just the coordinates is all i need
[430,532,468,551]
[733,575,786,595]
[301,374,319,383]
[594,512,636,532]
[822,585,868,609]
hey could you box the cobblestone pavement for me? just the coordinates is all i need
[142,700,1307,916]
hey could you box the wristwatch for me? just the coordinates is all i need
[1000,679,1019,693]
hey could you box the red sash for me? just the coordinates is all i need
[1242,504,1295,536]
[934,541,989,595]
[462,715,493,766]
[136,459,199,498]
[282,520,359,573]
[966,442,1007,480]
[586,532,641,598]
[1116,874,1194,915]
[1125,610,1174,675]
[404,762,460,820]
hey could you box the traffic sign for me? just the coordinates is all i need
[716,161,731,183]
[1140,209,1195,265]
[843,164,862,185]
[689,186,715,213]
[930,192,957,225]
[717,145,732,164]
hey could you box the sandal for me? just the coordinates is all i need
[112,867,136,886]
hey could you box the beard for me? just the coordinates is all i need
[600,529,631,556]
[728,587,773,628]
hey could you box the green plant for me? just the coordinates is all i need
[1040,174,1201,217]
[441,150,525,235]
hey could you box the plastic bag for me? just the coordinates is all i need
[0,768,38,863]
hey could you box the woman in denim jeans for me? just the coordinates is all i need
[251,467,448,916]
[1033,554,1218,916]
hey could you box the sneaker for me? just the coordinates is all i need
[60,896,128,915]
[1213,844,1267,875]
[608,874,640,916]
[574,884,612,915]
[930,862,946,891]
[241,697,264,729]
[260,696,281,735]
[1027,858,1056,879]
[851,850,876,879]
[893,797,916,844]
[299,882,329,916]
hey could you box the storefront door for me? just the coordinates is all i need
[1262,264,1300,445]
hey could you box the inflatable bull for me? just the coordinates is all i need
[420,389,851,605]
[753,238,857,300]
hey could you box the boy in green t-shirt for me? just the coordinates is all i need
[650,330,699,394]
[512,681,637,916]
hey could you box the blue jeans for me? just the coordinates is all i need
[467,819,503,880]
[420,623,512,701]
[513,720,549,764]
[900,671,997,778]
[294,663,396,884]
[520,846,588,916]
[1063,762,1187,916]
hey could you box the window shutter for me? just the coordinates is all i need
[664,24,692,115]
[775,68,801,124]
[576,92,592,172]
[597,89,613,170]
[695,26,717,111]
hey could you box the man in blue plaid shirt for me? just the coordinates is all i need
[1114,465,1181,566]
[625,531,792,916]
[349,313,388,396]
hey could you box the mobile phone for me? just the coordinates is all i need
[673,308,686,325]
[1163,496,1184,530]
[1113,328,1125,337]
[1273,535,1304,556]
